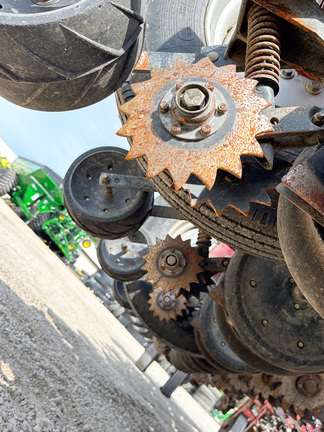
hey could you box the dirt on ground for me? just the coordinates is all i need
[0,198,219,432]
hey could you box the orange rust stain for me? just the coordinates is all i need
[134,51,150,71]
[254,0,321,42]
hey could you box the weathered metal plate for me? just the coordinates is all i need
[254,0,324,46]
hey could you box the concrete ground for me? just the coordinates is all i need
[0,198,220,432]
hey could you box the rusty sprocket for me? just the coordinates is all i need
[118,57,273,190]
[143,235,202,296]
[148,287,187,323]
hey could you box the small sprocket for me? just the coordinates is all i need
[148,287,187,323]
[143,234,202,296]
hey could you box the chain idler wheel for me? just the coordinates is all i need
[118,58,272,191]
[147,287,187,323]
[143,235,202,296]
[225,252,324,374]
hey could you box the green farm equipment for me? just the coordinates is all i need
[0,156,91,262]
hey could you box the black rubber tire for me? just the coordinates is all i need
[0,168,18,196]
[63,147,154,239]
[0,0,145,111]
[10,204,27,221]
[28,212,52,229]
[278,147,324,320]
[97,227,150,281]
[28,212,53,235]
[115,0,302,261]
[160,370,188,398]
[112,280,132,310]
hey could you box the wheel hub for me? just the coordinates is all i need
[159,79,229,141]
[158,247,187,277]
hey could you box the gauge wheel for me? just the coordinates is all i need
[97,226,151,281]
[63,147,154,239]
[0,0,145,111]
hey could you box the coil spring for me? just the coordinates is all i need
[245,3,281,94]
[197,229,211,257]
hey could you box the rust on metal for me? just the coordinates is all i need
[250,373,324,417]
[254,0,324,46]
[117,58,273,190]
[281,160,324,217]
[134,51,150,72]
[142,234,202,296]
[209,283,227,312]
[147,287,187,323]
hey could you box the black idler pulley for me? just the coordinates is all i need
[63,147,153,239]
[97,226,152,281]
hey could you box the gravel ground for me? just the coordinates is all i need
[0,199,219,432]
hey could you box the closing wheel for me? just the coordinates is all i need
[63,147,153,239]
[124,280,201,355]
[199,295,255,374]
[225,252,324,374]
[278,147,324,320]
[0,0,145,111]
[97,227,151,281]
[213,303,293,376]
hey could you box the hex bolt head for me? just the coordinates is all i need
[280,69,295,79]
[165,254,177,266]
[200,123,211,136]
[306,81,323,95]
[181,87,206,111]
[171,123,182,135]
[218,103,228,114]
[101,174,110,184]
[312,110,324,127]
[159,101,169,113]
[205,82,214,91]
[176,81,185,90]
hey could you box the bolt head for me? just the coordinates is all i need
[280,69,295,79]
[176,81,185,90]
[312,110,324,127]
[181,87,206,111]
[306,81,323,95]
[101,174,110,184]
[159,101,169,113]
[165,254,177,267]
[205,82,214,91]
[200,123,211,136]
[218,103,228,114]
[171,123,181,135]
